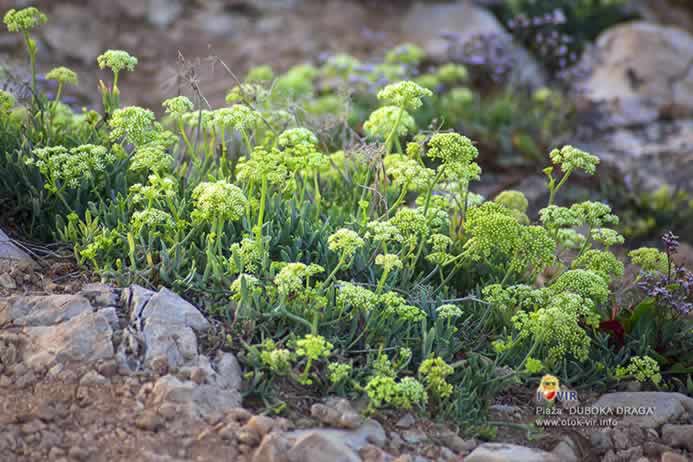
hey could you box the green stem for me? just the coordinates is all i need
[376,268,391,294]
[240,128,253,157]
[178,119,195,155]
[23,33,37,100]
[380,186,407,220]
[548,169,572,206]
[322,255,347,289]
[256,175,268,253]
[384,107,404,156]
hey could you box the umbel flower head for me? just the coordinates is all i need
[387,157,435,191]
[377,80,432,111]
[97,49,138,74]
[427,132,478,166]
[375,254,403,273]
[390,208,428,241]
[494,190,528,213]
[549,269,610,306]
[365,220,404,245]
[384,43,425,66]
[0,90,15,113]
[46,67,78,86]
[191,180,247,224]
[512,292,594,363]
[629,247,668,273]
[337,281,378,312]
[328,363,353,385]
[570,201,618,228]
[437,64,469,84]
[236,147,288,186]
[278,127,318,148]
[572,249,624,282]
[4,7,47,32]
[162,96,194,117]
[131,209,174,236]
[128,144,173,174]
[550,145,599,175]
[328,228,365,259]
[26,144,115,191]
[295,334,333,361]
[615,356,662,385]
[591,228,624,248]
[214,104,260,131]
[418,355,454,399]
[436,304,463,319]
[363,106,416,139]
[109,106,157,146]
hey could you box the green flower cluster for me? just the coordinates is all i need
[525,357,544,374]
[365,375,428,410]
[97,49,138,74]
[191,180,247,223]
[3,7,46,32]
[511,292,595,363]
[387,157,435,191]
[230,273,260,295]
[237,147,288,186]
[539,205,581,229]
[384,43,425,66]
[0,90,15,113]
[363,106,416,139]
[494,190,529,214]
[328,228,365,259]
[571,201,618,228]
[629,247,668,273]
[129,144,173,174]
[278,127,318,147]
[549,269,610,306]
[109,106,158,146]
[375,253,403,273]
[436,304,463,319]
[131,209,174,236]
[377,81,432,111]
[437,64,469,84]
[591,228,624,248]
[229,238,263,274]
[214,104,259,130]
[572,249,624,282]
[426,132,479,166]
[162,96,194,117]
[426,233,453,266]
[384,302,426,322]
[328,363,353,384]
[295,334,333,361]
[337,282,377,312]
[26,144,114,191]
[365,221,404,245]
[615,356,662,385]
[390,208,428,242]
[46,66,78,86]
[274,262,310,296]
[129,175,177,205]
[418,355,454,399]
[550,145,600,175]
[260,340,293,375]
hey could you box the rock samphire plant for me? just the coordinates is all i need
[2,6,691,429]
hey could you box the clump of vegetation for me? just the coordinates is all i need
[1,7,691,430]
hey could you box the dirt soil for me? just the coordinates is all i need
[0,0,408,109]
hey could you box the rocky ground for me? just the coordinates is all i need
[3,226,693,462]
